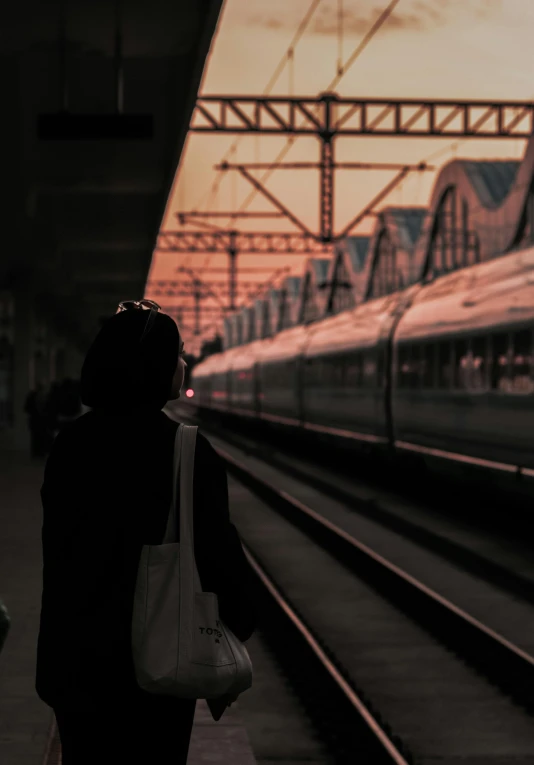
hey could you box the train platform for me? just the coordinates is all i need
[0,448,258,765]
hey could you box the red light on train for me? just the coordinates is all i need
[185,388,194,398]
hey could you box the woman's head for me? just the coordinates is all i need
[170,336,187,400]
[80,305,186,411]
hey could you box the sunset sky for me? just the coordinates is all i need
[148,0,534,351]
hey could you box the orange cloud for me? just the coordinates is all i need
[245,0,499,36]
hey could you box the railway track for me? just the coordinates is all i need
[174,404,534,613]
[168,406,534,762]
[243,546,411,764]
[223,447,534,706]
[224,456,534,762]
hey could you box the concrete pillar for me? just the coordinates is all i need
[12,290,34,451]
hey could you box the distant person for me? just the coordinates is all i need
[24,383,47,457]
[0,600,9,655]
[36,301,255,764]
[44,381,62,442]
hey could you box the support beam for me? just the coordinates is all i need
[178,266,287,273]
[234,166,314,237]
[337,166,410,239]
[216,161,435,171]
[146,289,253,299]
[176,215,223,232]
[176,211,284,219]
[320,137,334,241]
[193,94,534,137]
[244,266,291,304]
[175,267,228,310]
[157,231,332,254]
[228,241,237,311]
[147,280,268,290]
[158,305,224,314]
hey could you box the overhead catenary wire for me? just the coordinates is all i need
[193,0,326,291]
[197,0,402,342]
[337,0,344,77]
[191,0,324,213]
[232,0,401,219]
[183,0,402,345]
[189,0,324,293]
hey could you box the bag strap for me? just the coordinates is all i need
[163,423,202,593]
[179,424,198,553]
[179,424,202,592]
[163,423,184,544]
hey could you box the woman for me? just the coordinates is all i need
[36,302,256,764]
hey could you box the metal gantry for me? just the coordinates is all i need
[157,230,332,311]
[193,93,534,137]
[190,92,533,242]
[158,92,533,338]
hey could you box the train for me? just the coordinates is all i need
[190,243,534,490]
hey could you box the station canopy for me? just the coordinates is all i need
[1,0,223,349]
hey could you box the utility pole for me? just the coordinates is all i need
[193,278,202,336]
[228,232,238,311]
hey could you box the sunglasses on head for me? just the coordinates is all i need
[116,299,161,342]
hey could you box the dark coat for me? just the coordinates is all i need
[36,408,256,707]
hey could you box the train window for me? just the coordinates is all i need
[431,234,443,276]
[328,356,338,387]
[397,345,410,389]
[461,199,469,268]
[313,359,322,385]
[315,358,322,387]
[454,339,469,389]
[470,336,488,391]
[346,354,362,387]
[511,328,534,394]
[376,349,385,388]
[286,361,294,387]
[410,345,422,388]
[422,344,435,388]
[436,341,453,389]
[490,333,510,392]
[338,355,348,387]
[337,356,345,387]
[321,356,330,386]
[363,353,377,387]
[304,357,313,386]
[312,358,319,387]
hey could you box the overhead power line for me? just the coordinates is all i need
[192,0,324,213]
[232,0,401,218]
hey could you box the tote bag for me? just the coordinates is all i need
[132,423,252,699]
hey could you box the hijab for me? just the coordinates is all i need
[80,309,181,412]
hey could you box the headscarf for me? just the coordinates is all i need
[80,310,180,412]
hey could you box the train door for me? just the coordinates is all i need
[295,355,304,424]
[253,362,261,416]
[378,320,394,445]
[383,288,420,446]
[226,369,232,410]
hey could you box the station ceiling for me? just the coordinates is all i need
[0,0,223,349]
